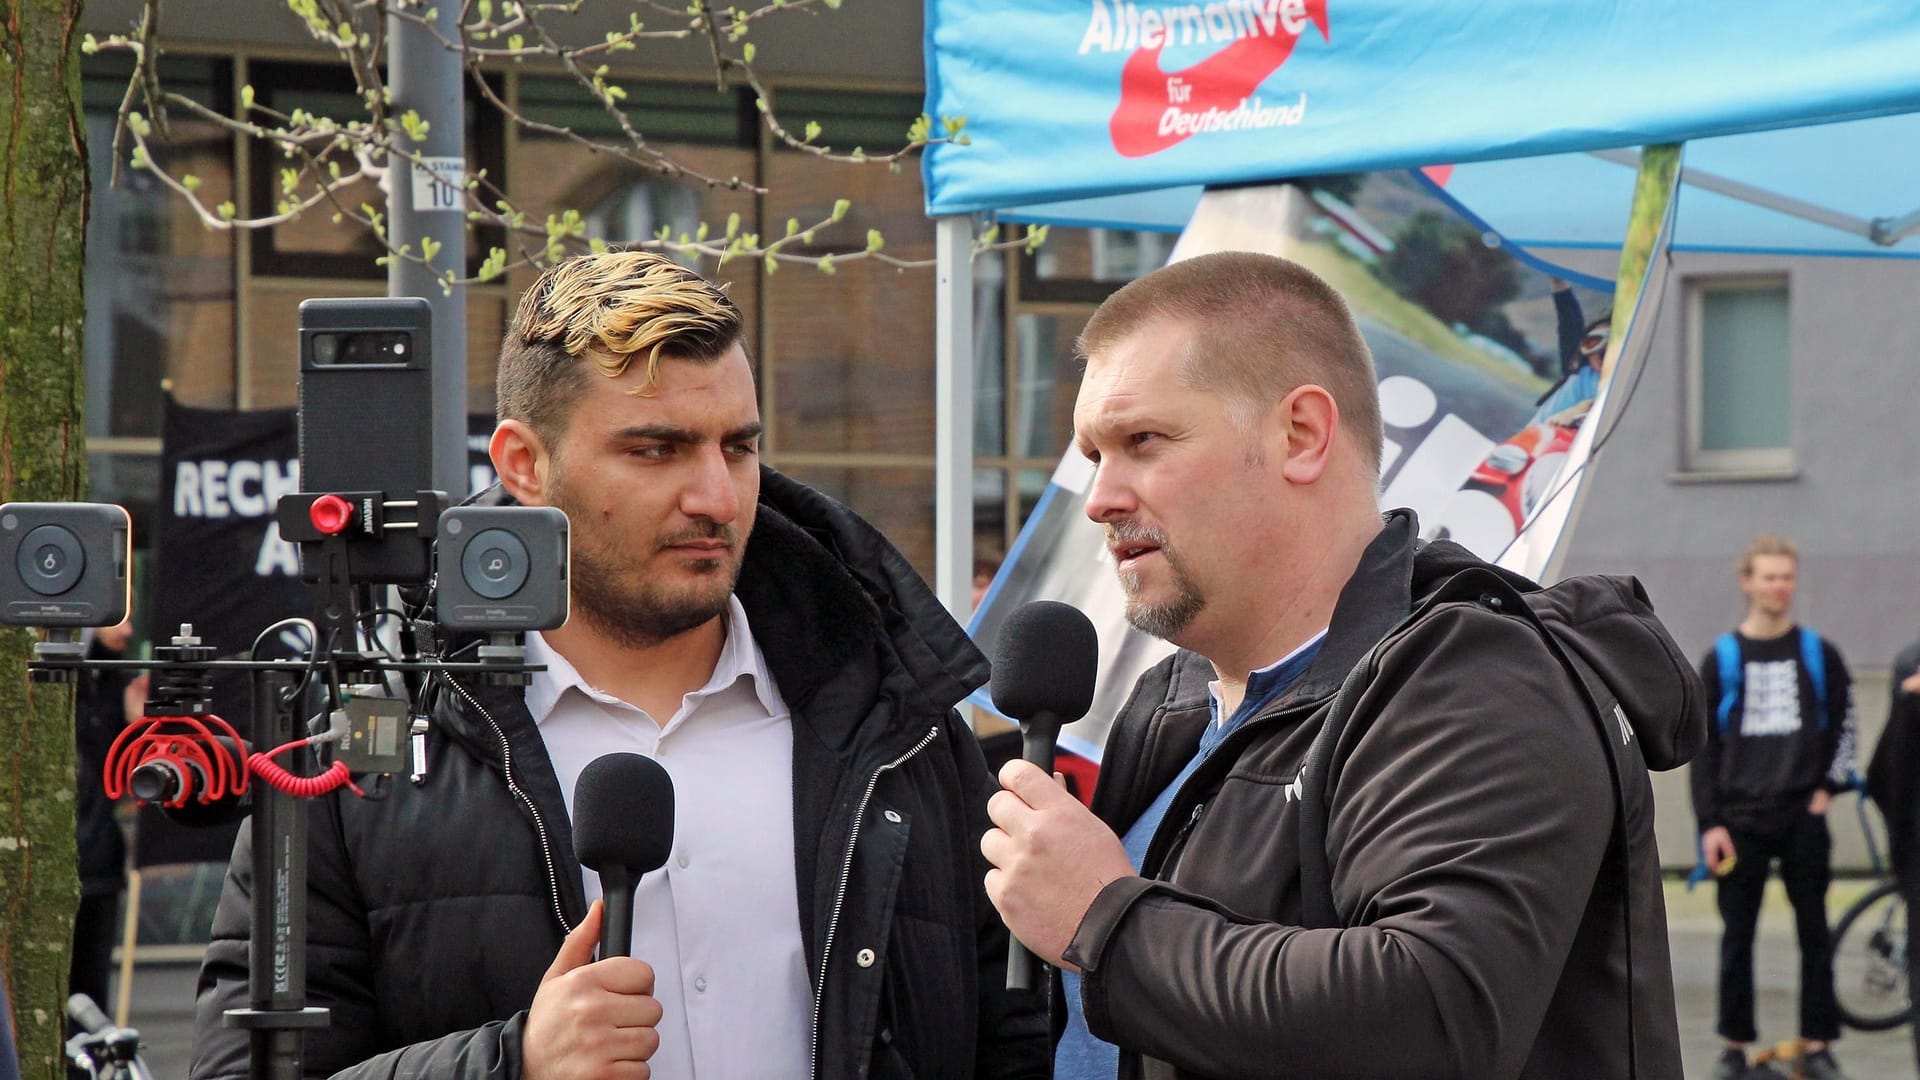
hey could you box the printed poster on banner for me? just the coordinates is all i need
[969,174,1632,760]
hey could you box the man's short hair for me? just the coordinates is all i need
[1739,534,1799,577]
[1077,251,1383,475]
[495,250,744,441]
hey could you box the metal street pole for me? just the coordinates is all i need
[934,216,976,626]
[387,0,468,499]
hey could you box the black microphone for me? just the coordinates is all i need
[572,753,676,959]
[990,599,1099,991]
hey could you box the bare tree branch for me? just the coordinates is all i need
[83,0,1019,289]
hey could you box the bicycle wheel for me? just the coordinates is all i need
[1832,879,1911,1032]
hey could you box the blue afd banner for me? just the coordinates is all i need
[923,0,1920,215]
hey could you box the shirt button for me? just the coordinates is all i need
[676,852,690,869]
[856,948,876,968]
[695,975,708,993]
[883,810,902,824]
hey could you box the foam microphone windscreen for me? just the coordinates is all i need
[990,600,1099,722]
[572,753,676,876]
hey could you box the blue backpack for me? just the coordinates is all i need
[1713,626,1829,735]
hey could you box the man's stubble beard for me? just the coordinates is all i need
[549,469,742,648]
[1109,521,1206,641]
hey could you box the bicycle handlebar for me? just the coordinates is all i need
[65,994,153,1080]
[68,993,113,1034]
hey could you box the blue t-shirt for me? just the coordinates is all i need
[1053,633,1325,1080]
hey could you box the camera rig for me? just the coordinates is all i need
[7,297,579,1076]
[6,301,570,1080]
[12,482,568,1080]
[13,486,568,1080]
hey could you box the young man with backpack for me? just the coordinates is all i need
[979,251,1705,1079]
[1692,534,1857,1080]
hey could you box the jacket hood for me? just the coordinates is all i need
[740,467,990,714]
[1411,536,1707,772]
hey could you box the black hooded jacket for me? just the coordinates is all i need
[189,468,1049,1080]
[1867,638,1920,886]
[1060,512,1705,1080]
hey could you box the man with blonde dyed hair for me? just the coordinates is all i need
[191,250,1048,1080]
[983,251,1699,1078]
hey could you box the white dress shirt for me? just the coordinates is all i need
[526,596,812,1078]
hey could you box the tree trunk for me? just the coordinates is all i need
[0,1,90,1076]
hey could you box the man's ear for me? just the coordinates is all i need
[1276,383,1338,485]
[490,419,552,505]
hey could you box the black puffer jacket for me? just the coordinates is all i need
[189,468,1049,1080]
[75,636,130,896]
[1062,512,1705,1080]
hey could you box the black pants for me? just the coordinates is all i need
[1715,813,1838,1042]
[68,890,119,1014]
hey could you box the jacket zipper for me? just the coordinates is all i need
[442,674,573,934]
[1157,801,1207,874]
[809,723,940,1079]
[1139,688,1337,878]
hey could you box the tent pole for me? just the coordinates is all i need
[1871,207,1920,246]
[1590,148,1874,241]
[1540,144,1682,584]
[935,216,976,629]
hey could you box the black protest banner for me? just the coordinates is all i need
[143,398,307,866]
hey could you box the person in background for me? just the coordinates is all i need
[1865,632,1920,1075]
[973,553,1004,613]
[71,618,134,1018]
[1692,534,1857,1080]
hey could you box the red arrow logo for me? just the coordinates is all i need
[1109,0,1329,158]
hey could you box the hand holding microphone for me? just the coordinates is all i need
[525,901,664,1080]
[524,754,675,1080]
[982,601,1127,989]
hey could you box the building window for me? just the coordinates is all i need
[964,223,1150,580]
[1018,227,1173,303]
[1685,277,1792,474]
[82,54,237,534]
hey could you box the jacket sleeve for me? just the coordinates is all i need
[951,710,1053,1080]
[1063,608,1616,1080]
[1820,641,1858,792]
[1868,645,1920,881]
[1690,651,1725,832]
[189,795,526,1080]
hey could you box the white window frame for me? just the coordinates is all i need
[1682,275,1795,477]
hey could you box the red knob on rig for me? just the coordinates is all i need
[309,494,355,535]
